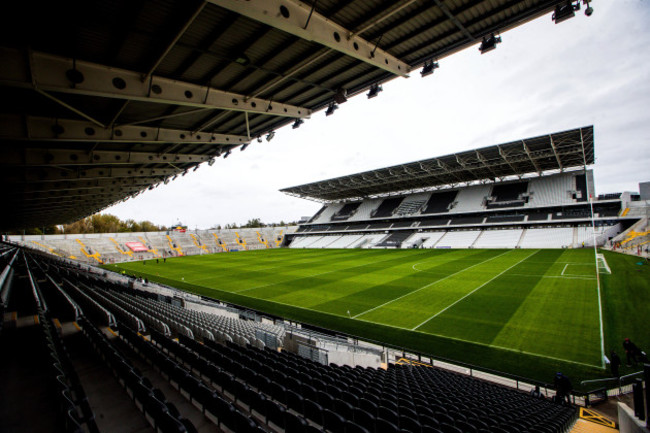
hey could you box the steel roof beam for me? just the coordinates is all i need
[0,47,310,119]
[521,141,543,174]
[209,0,410,77]
[549,136,564,171]
[6,167,180,183]
[1,148,211,166]
[0,115,249,145]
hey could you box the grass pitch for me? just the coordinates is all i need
[108,248,650,385]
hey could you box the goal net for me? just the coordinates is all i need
[596,253,611,274]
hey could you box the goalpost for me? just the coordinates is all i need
[595,253,611,274]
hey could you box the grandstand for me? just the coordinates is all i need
[2,1,649,432]
[283,127,639,251]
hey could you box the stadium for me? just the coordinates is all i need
[1,1,649,433]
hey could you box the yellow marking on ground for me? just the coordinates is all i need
[107,327,118,337]
[578,408,617,429]
[73,322,82,331]
[52,318,62,329]
[34,315,40,324]
[395,358,433,368]
[571,418,617,433]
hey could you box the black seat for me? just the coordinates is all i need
[376,417,400,433]
[455,420,478,433]
[323,408,346,432]
[400,415,422,433]
[304,399,324,425]
[440,423,463,433]
[344,420,371,433]
[317,390,335,410]
[265,400,286,429]
[359,398,378,416]
[156,411,186,433]
[286,389,305,414]
[334,399,354,420]
[285,412,308,433]
[353,407,376,433]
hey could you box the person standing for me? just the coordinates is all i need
[623,338,639,367]
[554,372,572,405]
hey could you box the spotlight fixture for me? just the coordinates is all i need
[552,1,579,24]
[266,131,275,142]
[583,0,593,16]
[420,60,439,77]
[172,175,178,180]
[479,33,501,54]
[292,118,304,129]
[334,88,348,104]
[240,142,250,151]
[256,136,263,143]
[325,103,338,117]
[367,83,383,99]
[223,150,231,158]
[182,170,188,176]
[164,178,170,185]
[208,158,215,166]
[193,165,199,172]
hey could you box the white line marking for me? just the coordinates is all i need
[412,250,540,330]
[561,263,569,276]
[353,250,513,319]
[356,317,602,369]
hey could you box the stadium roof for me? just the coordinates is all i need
[0,0,572,230]
[281,126,594,202]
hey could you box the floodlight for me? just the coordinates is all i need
[208,158,215,166]
[420,61,439,77]
[334,88,348,104]
[164,178,170,185]
[292,118,304,129]
[266,131,275,142]
[181,170,188,176]
[325,103,338,116]
[240,142,249,151]
[552,1,579,24]
[223,150,231,158]
[583,0,593,16]
[367,83,383,99]
[193,165,199,172]
[256,136,263,143]
[479,34,501,54]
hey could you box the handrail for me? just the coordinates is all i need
[62,277,117,328]
[43,274,83,321]
[0,248,19,305]
[24,253,47,312]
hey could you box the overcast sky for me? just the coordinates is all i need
[106,1,650,229]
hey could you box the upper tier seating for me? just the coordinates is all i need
[422,190,458,214]
[371,197,404,218]
[331,202,362,221]
[486,182,529,209]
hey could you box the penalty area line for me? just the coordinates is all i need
[412,249,540,330]
[353,250,514,319]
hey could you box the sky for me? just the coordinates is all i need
[106,1,650,229]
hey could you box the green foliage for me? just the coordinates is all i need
[60,213,167,234]
[107,248,650,386]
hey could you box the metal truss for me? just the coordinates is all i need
[0,47,311,119]
[210,0,410,77]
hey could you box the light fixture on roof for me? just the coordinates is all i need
[420,60,439,77]
[583,0,593,16]
[266,131,275,142]
[552,1,580,24]
[367,83,383,99]
[325,102,338,117]
[182,170,188,176]
[234,54,250,66]
[208,158,215,166]
[292,118,304,129]
[164,177,170,185]
[334,88,348,104]
[223,150,231,158]
[256,136,263,143]
[193,164,199,172]
[172,175,178,180]
[240,142,249,151]
[479,33,501,54]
